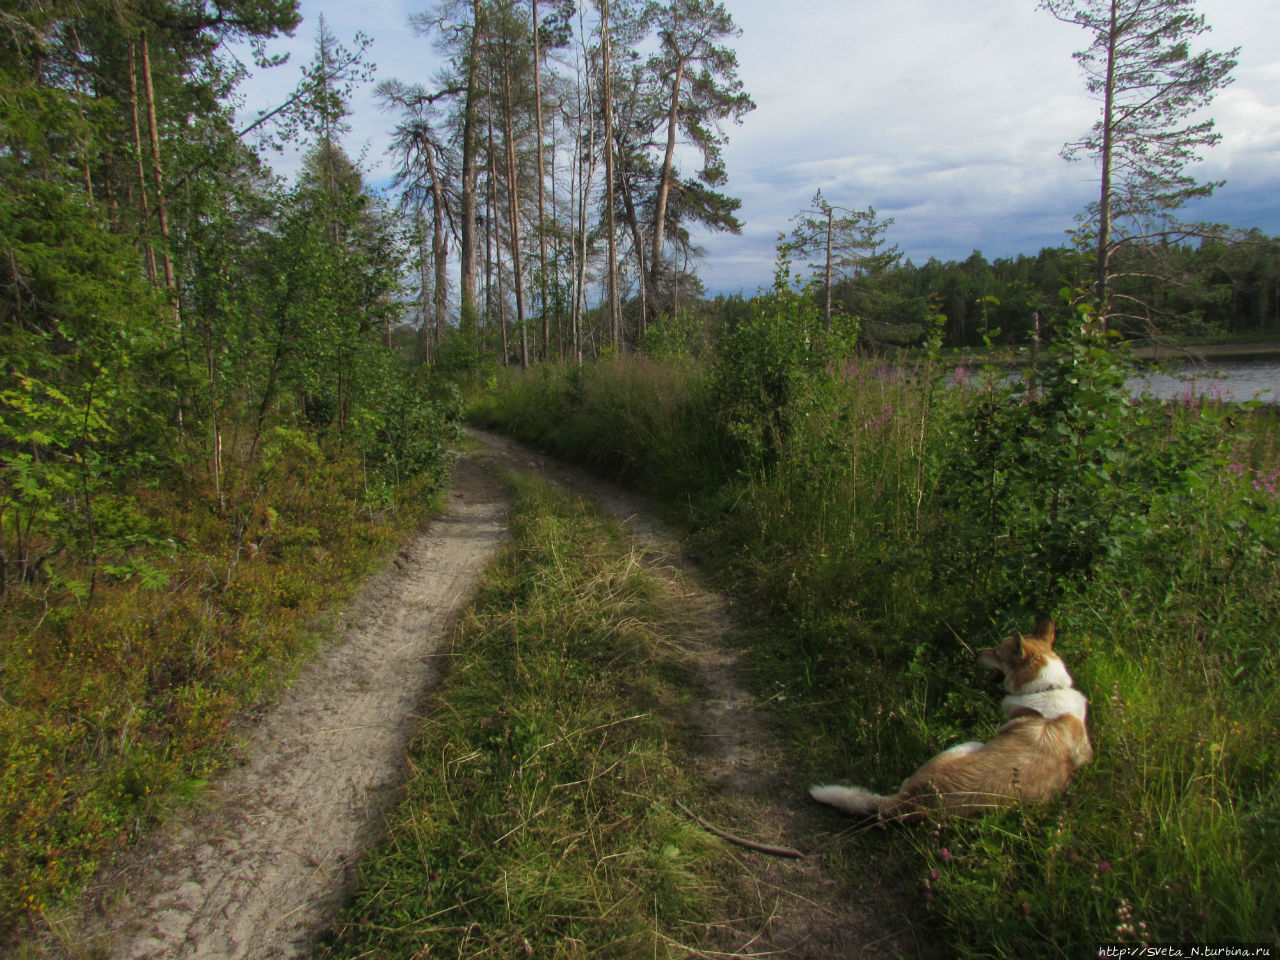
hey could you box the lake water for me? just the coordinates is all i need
[947,357,1280,404]
[1128,359,1280,404]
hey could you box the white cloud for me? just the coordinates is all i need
[703,0,1280,290]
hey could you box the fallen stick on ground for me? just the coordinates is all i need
[675,799,804,859]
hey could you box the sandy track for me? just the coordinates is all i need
[42,452,510,959]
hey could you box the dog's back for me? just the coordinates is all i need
[880,712,1093,820]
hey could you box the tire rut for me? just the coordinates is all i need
[37,453,510,960]
[470,429,930,959]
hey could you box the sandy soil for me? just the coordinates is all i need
[33,431,929,959]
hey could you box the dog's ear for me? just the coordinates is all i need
[1032,615,1056,647]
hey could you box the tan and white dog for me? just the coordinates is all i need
[810,619,1092,821]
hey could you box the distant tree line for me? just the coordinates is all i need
[833,230,1280,351]
[647,224,1280,362]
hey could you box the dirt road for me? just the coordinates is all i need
[36,431,925,959]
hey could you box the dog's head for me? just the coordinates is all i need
[977,617,1071,694]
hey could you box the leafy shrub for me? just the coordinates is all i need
[938,304,1233,616]
[365,377,464,486]
[711,261,858,470]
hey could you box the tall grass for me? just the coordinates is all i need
[471,347,1280,954]
[472,356,731,509]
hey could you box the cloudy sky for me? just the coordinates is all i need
[232,0,1280,296]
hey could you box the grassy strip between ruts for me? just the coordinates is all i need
[319,473,746,959]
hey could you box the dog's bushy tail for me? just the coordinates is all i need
[809,784,889,816]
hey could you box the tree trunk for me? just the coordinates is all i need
[824,205,834,330]
[532,0,550,360]
[141,33,177,310]
[571,41,595,366]
[650,54,687,325]
[502,55,528,369]
[601,0,622,353]
[459,0,484,341]
[487,93,509,364]
[617,150,648,336]
[417,207,434,363]
[549,109,562,360]
[424,136,449,345]
[1096,0,1118,318]
[128,43,158,282]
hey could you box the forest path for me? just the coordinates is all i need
[38,430,923,959]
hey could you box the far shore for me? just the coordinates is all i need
[1128,339,1280,363]
[901,337,1280,367]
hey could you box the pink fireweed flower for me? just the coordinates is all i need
[1252,468,1279,500]
[952,365,968,385]
[862,405,895,431]
[1223,462,1280,501]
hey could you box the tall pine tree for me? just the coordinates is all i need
[1042,0,1237,318]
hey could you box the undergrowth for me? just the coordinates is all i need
[468,299,1280,954]
[0,428,446,943]
[321,475,737,959]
